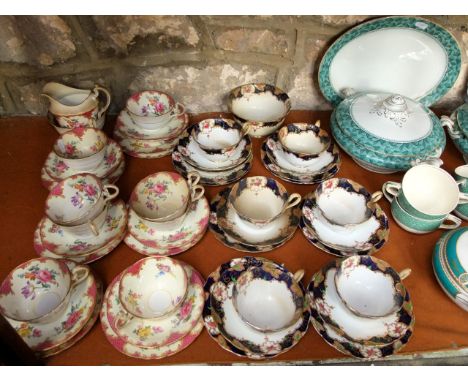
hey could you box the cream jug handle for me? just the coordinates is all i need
[382,181,401,203]
[95,85,111,119]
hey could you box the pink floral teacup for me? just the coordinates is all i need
[129,171,204,226]
[115,257,188,328]
[45,174,119,229]
[126,91,185,129]
[53,127,108,172]
[0,258,89,324]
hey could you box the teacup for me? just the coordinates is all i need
[126,90,185,128]
[129,171,204,226]
[389,195,461,234]
[53,127,108,171]
[191,118,249,156]
[116,257,188,328]
[334,255,410,318]
[0,258,89,324]
[382,164,468,220]
[454,165,468,220]
[228,176,301,227]
[232,263,305,332]
[278,121,331,162]
[315,178,382,226]
[45,174,119,227]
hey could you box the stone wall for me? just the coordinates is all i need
[0,15,467,116]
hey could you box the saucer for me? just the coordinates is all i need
[35,221,126,264]
[177,131,252,171]
[209,189,295,252]
[172,150,252,186]
[302,192,388,252]
[44,140,123,181]
[114,130,180,158]
[106,263,204,348]
[266,133,339,174]
[216,186,300,246]
[100,266,204,360]
[309,302,413,360]
[261,142,340,184]
[204,257,310,358]
[5,261,99,353]
[40,279,103,358]
[128,197,209,248]
[115,107,189,140]
[38,200,127,257]
[41,155,125,191]
[309,259,414,346]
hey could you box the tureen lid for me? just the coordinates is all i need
[334,92,445,157]
[318,16,461,107]
[443,227,468,291]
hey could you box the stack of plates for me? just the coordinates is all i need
[41,139,125,191]
[172,125,253,186]
[203,256,310,359]
[113,106,189,159]
[308,257,415,360]
[209,188,300,253]
[100,259,205,360]
[34,200,128,264]
[261,131,341,184]
[4,261,103,358]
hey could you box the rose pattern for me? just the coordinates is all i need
[315,298,332,316]
[211,282,227,302]
[204,315,219,335]
[386,322,408,338]
[16,323,42,339]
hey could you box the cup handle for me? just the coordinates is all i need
[241,123,251,137]
[190,184,205,202]
[283,193,302,212]
[293,269,305,283]
[70,265,90,289]
[382,181,401,203]
[398,268,412,280]
[458,192,468,205]
[95,85,111,119]
[170,102,185,117]
[88,220,100,236]
[367,191,383,208]
[186,172,201,188]
[115,309,133,330]
[103,184,119,202]
[440,214,462,230]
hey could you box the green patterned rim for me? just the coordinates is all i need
[456,105,468,138]
[318,16,461,107]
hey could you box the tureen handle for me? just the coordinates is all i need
[398,268,412,280]
[441,115,463,139]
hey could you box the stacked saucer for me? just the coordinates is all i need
[0,258,102,358]
[172,118,253,186]
[100,257,205,359]
[34,174,127,264]
[203,256,310,359]
[124,171,209,256]
[113,91,188,158]
[209,176,301,253]
[301,178,389,257]
[228,83,291,138]
[308,255,414,360]
[261,123,341,184]
[41,127,125,191]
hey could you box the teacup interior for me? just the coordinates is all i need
[281,129,328,155]
[317,188,369,225]
[231,92,288,122]
[195,127,241,150]
[235,279,296,331]
[336,265,398,317]
[403,165,459,215]
[233,188,284,221]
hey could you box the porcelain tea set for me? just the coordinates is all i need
[42,82,111,134]
[124,171,210,257]
[261,122,342,185]
[114,90,189,158]
[172,118,254,186]
[203,256,310,359]
[209,176,302,252]
[0,258,102,358]
[41,126,125,191]
[100,256,205,359]
[34,173,128,265]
